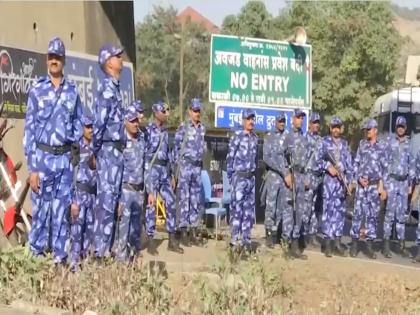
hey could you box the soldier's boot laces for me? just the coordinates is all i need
[168,233,184,254]
[147,236,158,256]
[333,238,347,257]
[190,228,200,246]
[366,241,377,259]
[324,239,332,258]
[382,239,392,258]
[399,240,409,258]
[290,238,307,260]
[350,239,358,257]
[181,228,190,247]
[265,230,274,249]
[414,245,420,263]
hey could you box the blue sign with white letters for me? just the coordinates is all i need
[215,103,308,132]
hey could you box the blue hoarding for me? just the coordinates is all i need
[215,103,308,132]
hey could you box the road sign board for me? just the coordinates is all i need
[209,34,312,109]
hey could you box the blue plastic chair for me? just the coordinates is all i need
[201,170,226,239]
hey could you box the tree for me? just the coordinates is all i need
[135,6,212,126]
[222,1,402,142]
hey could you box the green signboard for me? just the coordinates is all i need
[209,34,312,109]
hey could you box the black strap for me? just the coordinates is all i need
[122,182,144,191]
[76,182,97,195]
[36,143,71,155]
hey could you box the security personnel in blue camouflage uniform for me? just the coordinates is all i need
[145,101,183,254]
[173,98,206,247]
[350,118,388,259]
[262,112,286,248]
[70,112,96,271]
[114,103,145,262]
[382,116,413,258]
[24,37,83,264]
[411,149,420,263]
[316,117,353,257]
[227,108,258,254]
[92,44,125,259]
[280,109,309,259]
[303,112,323,247]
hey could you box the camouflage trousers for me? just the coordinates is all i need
[351,184,380,240]
[303,174,323,236]
[94,147,123,258]
[177,164,202,229]
[384,178,409,240]
[114,187,143,261]
[145,165,176,237]
[282,173,306,240]
[263,171,285,233]
[321,176,346,239]
[230,174,255,246]
[70,189,95,267]
[29,169,72,263]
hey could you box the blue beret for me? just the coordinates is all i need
[47,37,65,57]
[152,101,166,113]
[98,44,124,67]
[276,112,286,121]
[294,109,306,117]
[310,112,320,123]
[396,116,407,127]
[190,98,201,111]
[365,118,378,129]
[131,100,144,113]
[330,117,342,126]
[242,108,256,119]
[125,105,138,121]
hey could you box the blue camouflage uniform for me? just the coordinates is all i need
[173,98,206,229]
[115,104,145,261]
[227,108,258,247]
[263,112,286,238]
[316,117,353,240]
[412,149,420,246]
[280,109,310,241]
[70,113,96,269]
[351,119,389,241]
[303,112,323,238]
[23,37,83,263]
[383,116,413,241]
[145,102,176,237]
[92,44,125,258]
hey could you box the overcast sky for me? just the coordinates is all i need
[134,0,420,26]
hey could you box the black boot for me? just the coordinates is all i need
[324,239,332,258]
[306,234,316,247]
[147,236,158,256]
[413,245,420,263]
[190,228,200,246]
[366,241,377,259]
[180,228,190,247]
[350,239,358,257]
[399,240,409,258]
[168,233,184,254]
[266,230,274,248]
[382,239,392,258]
[333,238,347,257]
[290,238,308,260]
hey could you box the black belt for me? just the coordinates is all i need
[292,165,305,173]
[236,171,255,178]
[36,143,71,155]
[122,182,144,191]
[367,179,380,186]
[76,182,97,195]
[184,157,203,167]
[310,170,323,176]
[266,166,281,176]
[102,141,125,153]
[390,174,408,181]
[154,159,168,167]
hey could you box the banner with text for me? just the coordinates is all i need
[0,45,134,119]
[209,34,311,110]
[215,103,308,132]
